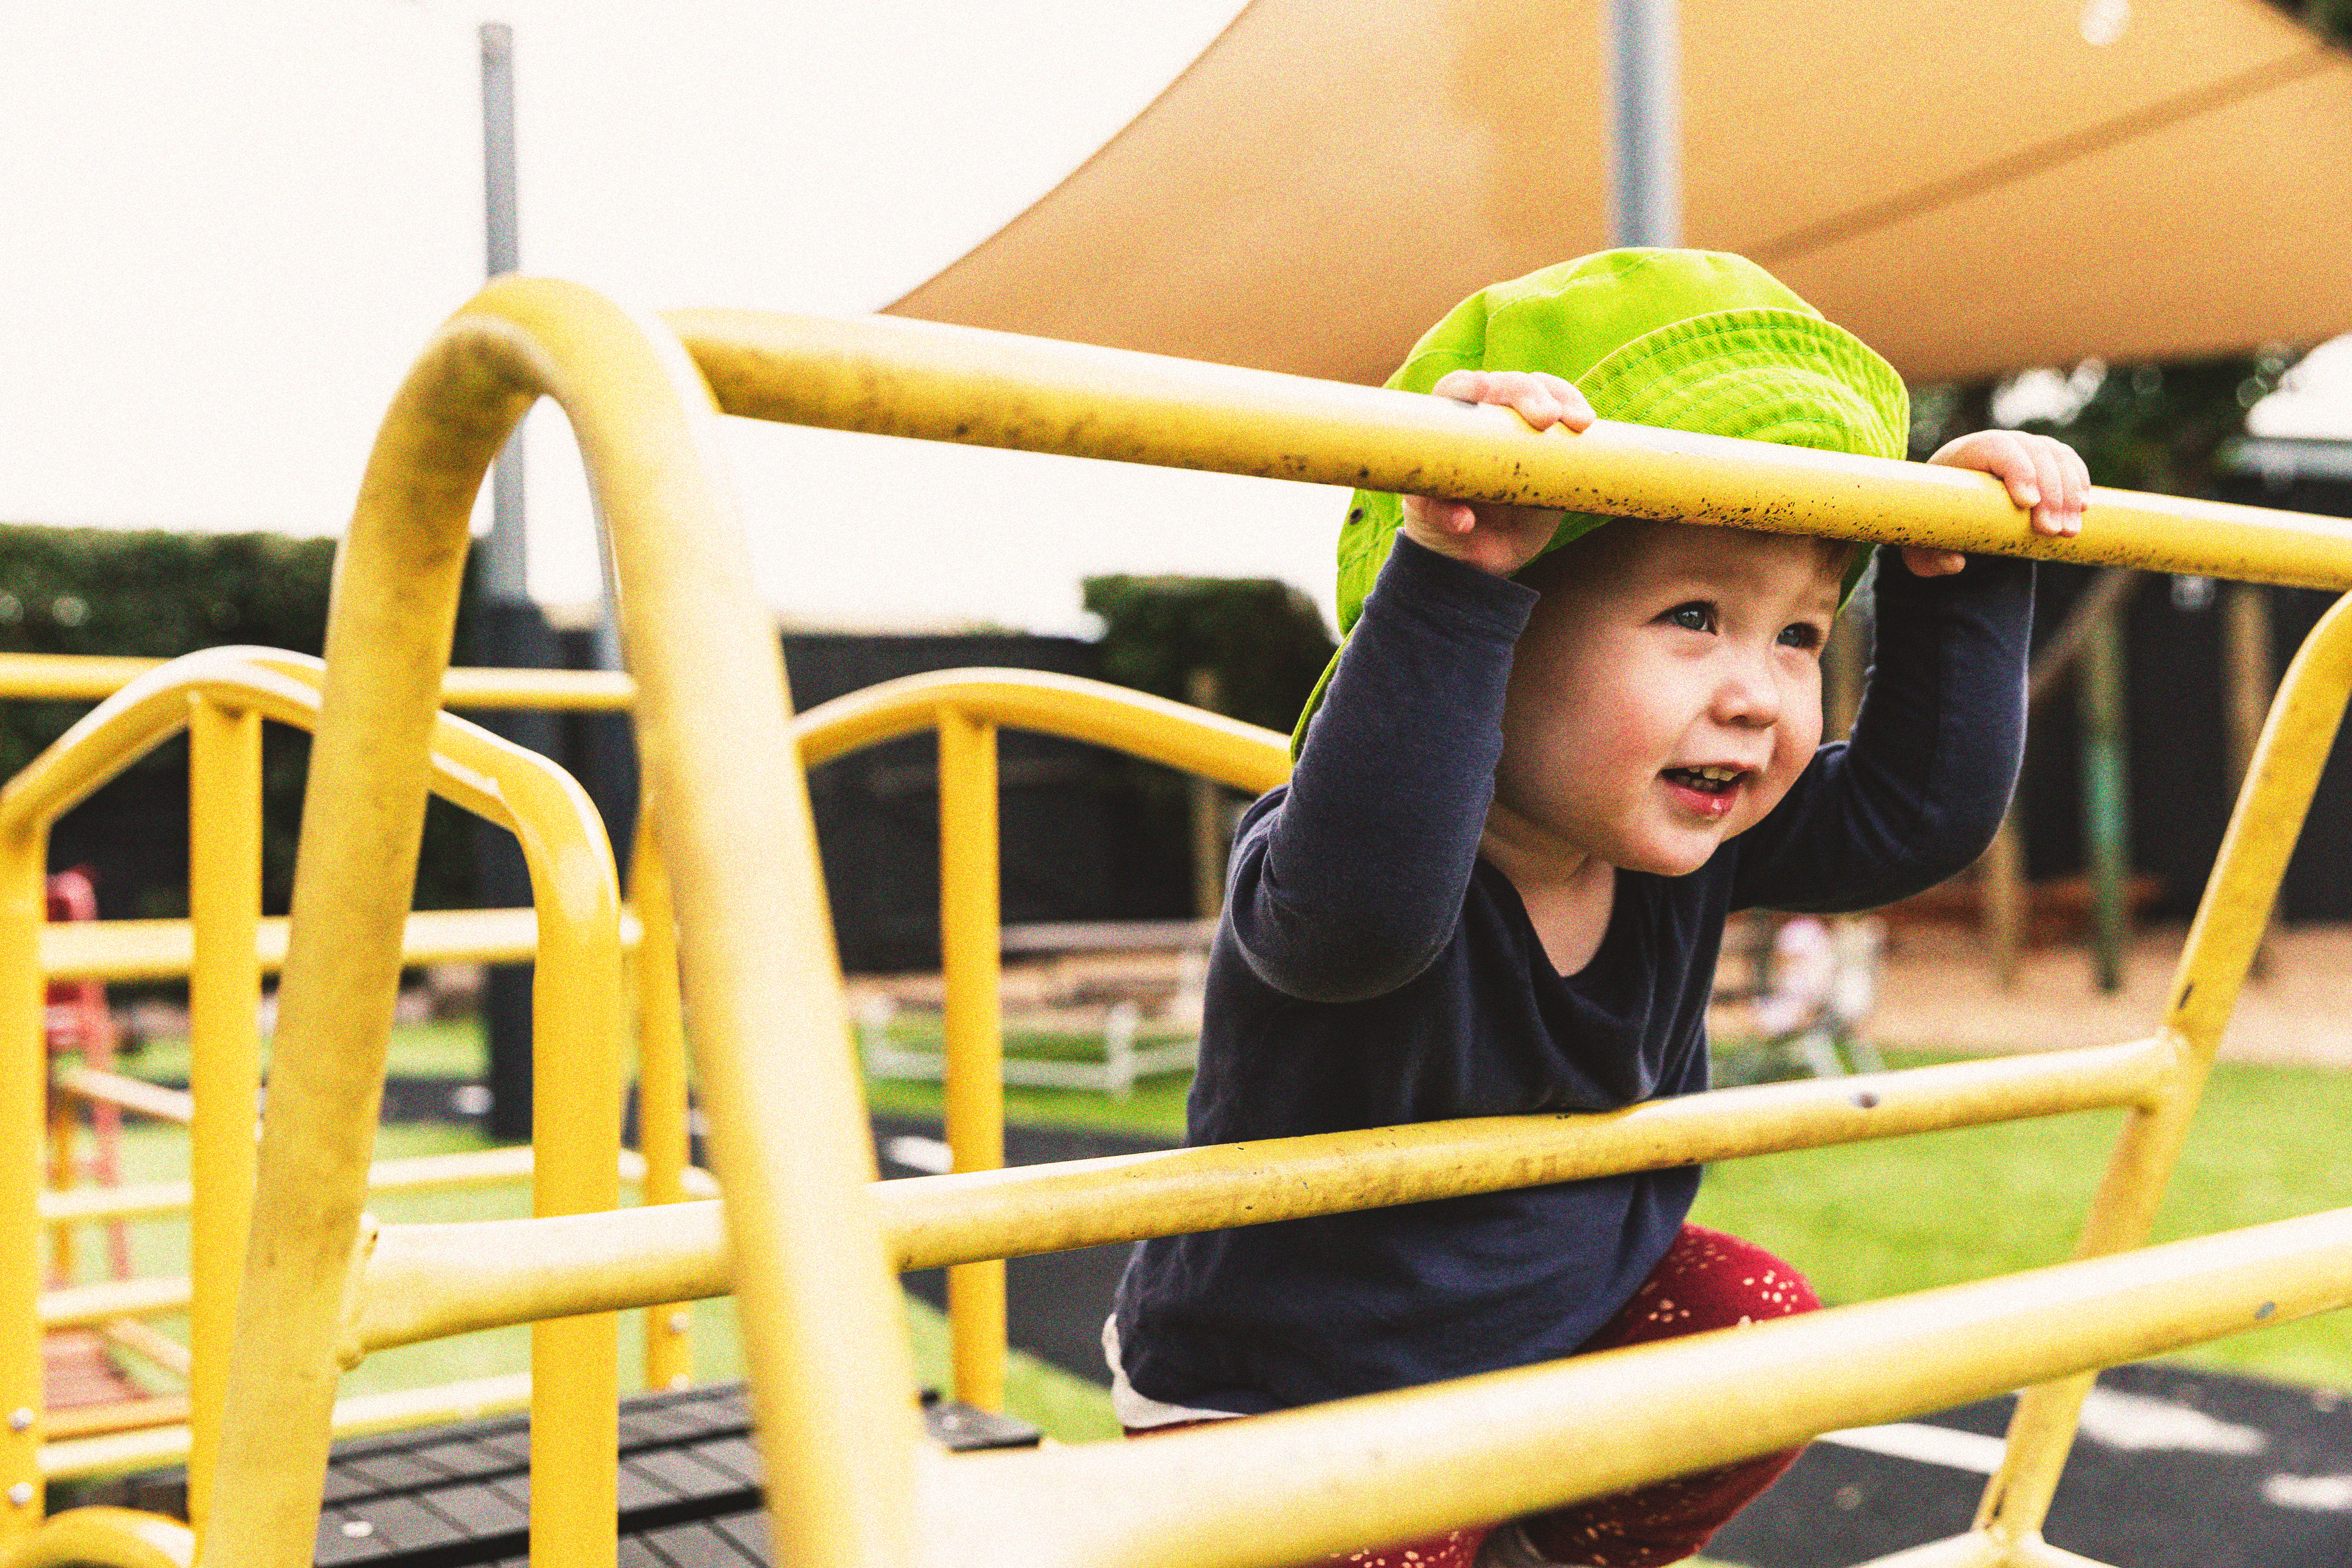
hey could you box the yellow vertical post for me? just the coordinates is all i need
[186,696,264,1531]
[525,826,623,1568]
[1976,587,2352,1547]
[631,807,696,1390]
[936,706,1006,1412]
[0,827,45,1542]
[44,1100,76,1287]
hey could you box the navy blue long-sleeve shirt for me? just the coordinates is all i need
[1111,534,2033,1415]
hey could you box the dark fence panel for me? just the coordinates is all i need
[783,633,1190,973]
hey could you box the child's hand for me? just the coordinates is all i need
[1401,370,1597,577]
[1911,430,2090,577]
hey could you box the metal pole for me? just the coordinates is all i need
[480,23,526,606]
[1607,0,1682,248]
[185,698,263,1532]
[477,23,555,1141]
[937,708,1007,1413]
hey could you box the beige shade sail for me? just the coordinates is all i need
[888,0,2352,385]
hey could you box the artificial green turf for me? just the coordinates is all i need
[863,1038,1194,1140]
[117,1015,487,1085]
[1688,1052,2352,1391]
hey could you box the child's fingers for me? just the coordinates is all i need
[1532,372,1597,431]
[1482,371,1566,431]
[1403,493,1477,536]
[2027,439,2070,536]
[1965,431,2047,518]
[2059,443,2092,536]
[1429,368,1593,433]
[1429,369,1491,404]
[1902,546,1968,577]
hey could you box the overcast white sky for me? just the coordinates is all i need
[7,2,2351,639]
[1,0,1356,635]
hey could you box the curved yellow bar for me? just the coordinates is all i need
[794,668,1291,794]
[202,279,916,1568]
[0,653,635,710]
[0,1507,193,1568]
[0,648,626,1553]
[668,308,2352,591]
[1978,584,2352,1541]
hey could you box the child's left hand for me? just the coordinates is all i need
[1909,430,2090,577]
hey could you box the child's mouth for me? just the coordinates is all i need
[1661,765,1745,819]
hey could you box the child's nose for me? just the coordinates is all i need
[1711,654,1784,728]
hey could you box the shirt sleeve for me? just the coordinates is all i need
[1229,535,1537,1002]
[1730,546,2034,913]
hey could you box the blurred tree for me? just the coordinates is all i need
[1081,575,1334,734]
[1909,347,2300,499]
[2279,0,2352,46]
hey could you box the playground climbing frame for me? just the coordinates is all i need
[5,277,2352,1568]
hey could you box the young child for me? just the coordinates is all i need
[1106,250,2088,1568]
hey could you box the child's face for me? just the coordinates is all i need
[1492,520,1846,878]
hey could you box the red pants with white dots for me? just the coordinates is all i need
[1127,1225,1819,1568]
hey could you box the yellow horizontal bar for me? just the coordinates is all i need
[36,1181,200,1228]
[1847,1538,2008,1568]
[615,1148,721,1200]
[0,654,634,710]
[37,1373,534,1481]
[671,309,2352,591]
[921,1203,2352,1568]
[50,1068,193,1126]
[886,1038,2175,1271]
[2004,1536,2122,1568]
[37,1147,714,1229]
[36,905,647,983]
[39,1278,189,1332]
[351,1040,2171,1354]
[100,1318,192,1380]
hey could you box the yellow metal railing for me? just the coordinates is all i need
[0,653,707,1448]
[0,647,647,1567]
[5,279,2352,1568]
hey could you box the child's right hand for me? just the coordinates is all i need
[1401,370,1595,577]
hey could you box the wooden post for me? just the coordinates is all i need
[2223,583,2279,978]
[1186,669,1228,921]
[2078,605,2131,994]
[1822,615,1865,743]
[1983,811,2026,989]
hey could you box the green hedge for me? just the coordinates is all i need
[1081,575,1335,736]
[0,523,480,916]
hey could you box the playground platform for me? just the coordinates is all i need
[73,1381,1036,1568]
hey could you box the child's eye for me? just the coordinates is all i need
[1664,602,1715,633]
[1777,621,1825,651]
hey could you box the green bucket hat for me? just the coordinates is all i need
[1294,247,1908,755]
